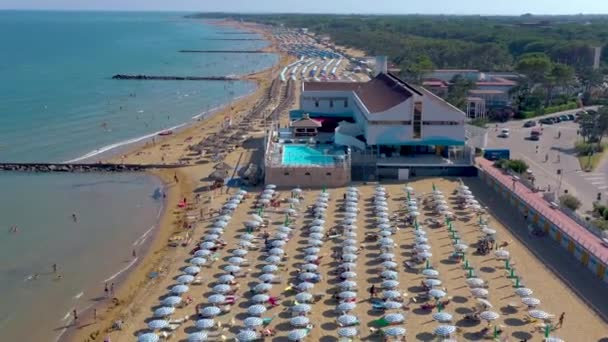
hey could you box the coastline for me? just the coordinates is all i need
[65,18,289,342]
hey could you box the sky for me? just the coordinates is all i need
[1,0,607,15]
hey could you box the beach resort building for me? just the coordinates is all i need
[264,60,477,187]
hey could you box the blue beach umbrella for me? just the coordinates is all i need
[298,272,317,281]
[247,304,267,316]
[343,239,357,246]
[190,257,207,266]
[272,239,287,246]
[208,294,226,305]
[228,257,245,265]
[138,332,160,342]
[288,329,309,341]
[384,313,405,324]
[307,238,323,246]
[200,306,221,317]
[274,232,288,240]
[195,318,215,330]
[305,247,320,254]
[339,291,357,299]
[337,302,356,312]
[269,248,284,256]
[424,279,442,287]
[310,233,324,240]
[382,280,400,289]
[337,314,358,326]
[252,294,270,303]
[338,327,358,337]
[194,250,212,257]
[429,289,447,299]
[338,280,357,289]
[217,274,235,284]
[254,283,272,293]
[265,256,281,264]
[239,240,254,248]
[161,296,182,307]
[304,255,318,262]
[300,263,318,272]
[244,316,264,328]
[212,284,231,294]
[259,273,276,283]
[381,261,397,269]
[208,228,223,235]
[434,325,456,336]
[342,254,357,262]
[232,249,248,257]
[153,306,175,317]
[223,265,241,273]
[147,319,169,330]
[262,264,278,273]
[295,292,313,303]
[422,269,439,278]
[183,266,201,275]
[204,234,219,241]
[383,326,406,337]
[188,331,208,342]
[382,290,401,299]
[177,274,194,284]
[383,301,403,310]
[381,270,398,279]
[200,242,215,249]
[290,315,310,327]
[171,284,189,295]
[433,312,453,322]
[292,304,311,313]
[236,330,259,342]
[297,282,314,291]
[240,233,255,241]
[342,246,357,254]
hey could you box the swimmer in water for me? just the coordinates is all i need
[72,213,77,222]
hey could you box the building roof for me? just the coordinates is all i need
[476,76,517,86]
[303,73,422,113]
[469,89,507,95]
[291,115,322,128]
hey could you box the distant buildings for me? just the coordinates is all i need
[423,69,519,119]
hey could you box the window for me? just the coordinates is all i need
[329,100,334,108]
[314,100,319,108]
[305,172,311,176]
[326,172,332,176]
[284,172,290,176]
[413,101,422,139]
[344,99,348,108]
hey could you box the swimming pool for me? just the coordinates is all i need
[282,144,342,166]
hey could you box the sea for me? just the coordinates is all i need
[0,11,278,341]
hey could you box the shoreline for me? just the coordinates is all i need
[65,18,288,342]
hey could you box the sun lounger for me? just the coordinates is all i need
[167,324,180,331]
[168,316,188,324]
[192,277,203,285]
[160,331,173,339]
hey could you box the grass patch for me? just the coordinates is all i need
[578,152,604,171]
[576,141,607,171]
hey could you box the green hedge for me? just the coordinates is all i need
[521,102,578,118]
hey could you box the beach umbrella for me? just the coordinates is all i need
[380,253,395,260]
[528,310,550,320]
[190,257,207,266]
[343,246,358,254]
[312,219,325,225]
[288,329,309,341]
[240,233,255,241]
[147,320,169,330]
[414,230,427,236]
[480,311,500,321]
[379,237,394,245]
[382,280,400,289]
[424,279,442,287]
[250,214,263,223]
[203,234,220,241]
[224,203,237,210]
[341,262,357,270]
[292,303,312,313]
[217,274,235,284]
[232,249,248,257]
[251,294,270,304]
[454,243,469,252]
[287,208,298,216]
[304,255,318,262]
[213,220,228,228]
[247,304,267,316]
[433,312,453,322]
[339,291,357,299]
[544,337,564,342]
[409,211,420,217]
[383,326,406,337]
[259,198,270,205]
[429,289,446,299]
[342,254,357,262]
[337,302,356,312]
[274,233,288,240]
[262,264,278,273]
[310,233,324,240]
[259,273,276,283]
[299,272,318,281]
[253,283,272,293]
[482,228,497,235]
[381,270,398,279]
[271,239,287,247]
[194,249,212,257]
[208,227,224,235]
[265,256,281,264]
[378,223,391,230]
[471,288,489,298]
[377,230,391,238]
[188,331,208,342]
[266,184,277,189]
[295,292,313,303]
[522,297,541,307]
[269,248,284,256]
[154,306,175,317]
[308,239,323,246]
[422,269,439,278]
[212,284,231,294]
[263,189,274,195]
[244,316,264,328]
[377,212,389,218]
[290,316,310,327]
[184,266,201,275]
[344,212,357,219]
[515,288,533,297]
[415,244,431,251]
[239,240,253,248]
[343,218,356,225]
[384,313,405,324]
[292,187,302,193]
[343,239,358,246]
[337,314,358,326]
[383,301,403,310]
[200,242,215,249]
[223,265,241,273]
[309,226,324,233]
[138,333,160,342]
[176,274,194,284]
[495,249,510,259]
[381,261,397,269]
[278,226,292,233]
[244,220,260,228]
[338,280,357,289]
[297,282,314,291]
[228,256,246,265]
[377,218,390,224]
[161,296,182,307]
[383,290,401,299]
[434,325,456,336]
[341,271,357,279]
[171,284,189,294]
[338,327,358,337]
[208,294,226,305]
[300,263,318,272]
[236,330,259,342]
[417,251,432,259]
[477,298,493,308]
[195,319,215,330]
[466,278,485,287]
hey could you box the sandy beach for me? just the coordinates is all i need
[63,19,608,342]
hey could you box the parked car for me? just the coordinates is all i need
[567,114,575,121]
[552,116,562,123]
[559,115,569,121]
[539,118,554,125]
[498,128,510,138]
[523,120,536,127]
[529,128,541,141]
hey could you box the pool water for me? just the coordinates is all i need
[282,144,341,166]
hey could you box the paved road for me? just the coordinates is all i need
[487,107,606,211]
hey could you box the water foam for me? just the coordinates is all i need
[103,257,139,283]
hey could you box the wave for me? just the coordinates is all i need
[132,224,156,247]
[73,291,84,299]
[103,257,139,283]
[63,123,187,163]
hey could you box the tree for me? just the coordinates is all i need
[515,53,552,85]
[544,63,575,106]
[560,194,581,211]
[596,106,608,146]
[579,67,605,104]
[400,55,434,84]
[446,75,475,111]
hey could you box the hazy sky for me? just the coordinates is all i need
[1,0,607,15]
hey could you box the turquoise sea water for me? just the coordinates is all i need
[0,11,278,341]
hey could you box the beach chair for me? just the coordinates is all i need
[160,331,173,339]
[192,277,203,285]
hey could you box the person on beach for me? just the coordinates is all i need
[110,283,115,297]
[369,284,376,299]
[52,263,58,273]
[73,309,78,321]
[174,172,179,183]
[94,309,97,321]
[132,249,136,258]
[104,283,109,298]
[557,312,565,328]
